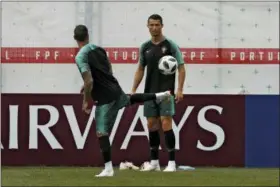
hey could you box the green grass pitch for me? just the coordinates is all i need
[2,167,279,186]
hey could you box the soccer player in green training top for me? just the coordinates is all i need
[131,14,186,172]
[74,25,171,177]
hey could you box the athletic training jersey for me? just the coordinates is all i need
[139,37,184,94]
[75,43,122,105]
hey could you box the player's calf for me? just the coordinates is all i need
[141,118,161,172]
[161,117,176,172]
[148,118,160,164]
[149,130,160,164]
[163,129,176,172]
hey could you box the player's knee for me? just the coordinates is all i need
[161,117,172,131]
[148,122,158,131]
[147,118,160,131]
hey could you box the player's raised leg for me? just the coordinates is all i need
[129,91,171,105]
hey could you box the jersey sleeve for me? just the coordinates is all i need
[169,40,185,65]
[75,50,90,74]
[138,43,146,67]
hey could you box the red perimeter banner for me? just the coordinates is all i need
[1,94,245,167]
[1,47,279,64]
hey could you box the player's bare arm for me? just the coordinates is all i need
[81,70,93,102]
[132,64,145,93]
[176,64,186,102]
[132,43,146,93]
[177,64,186,92]
[80,70,93,114]
[170,40,186,102]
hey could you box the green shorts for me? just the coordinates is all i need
[144,95,175,117]
[95,92,130,134]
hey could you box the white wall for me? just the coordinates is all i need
[1,2,279,94]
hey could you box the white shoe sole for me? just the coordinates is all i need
[163,169,176,172]
[95,174,114,177]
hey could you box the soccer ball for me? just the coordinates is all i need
[158,55,178,75]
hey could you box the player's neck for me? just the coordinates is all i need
[78,42,89,49]
[151,35,165,44]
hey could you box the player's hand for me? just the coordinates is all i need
[82,99,91,114]
[175,90,183,103]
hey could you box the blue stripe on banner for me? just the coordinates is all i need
[245,95,280,168]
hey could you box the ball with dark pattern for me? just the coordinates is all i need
[158,55,178,75]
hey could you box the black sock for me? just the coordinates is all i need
[98,136,111,163]
[130,93,156,105]
[164,130,175,161]
[149,131,160,160]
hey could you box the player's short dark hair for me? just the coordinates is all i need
[74,25,89,42]
[148,14,163,24]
